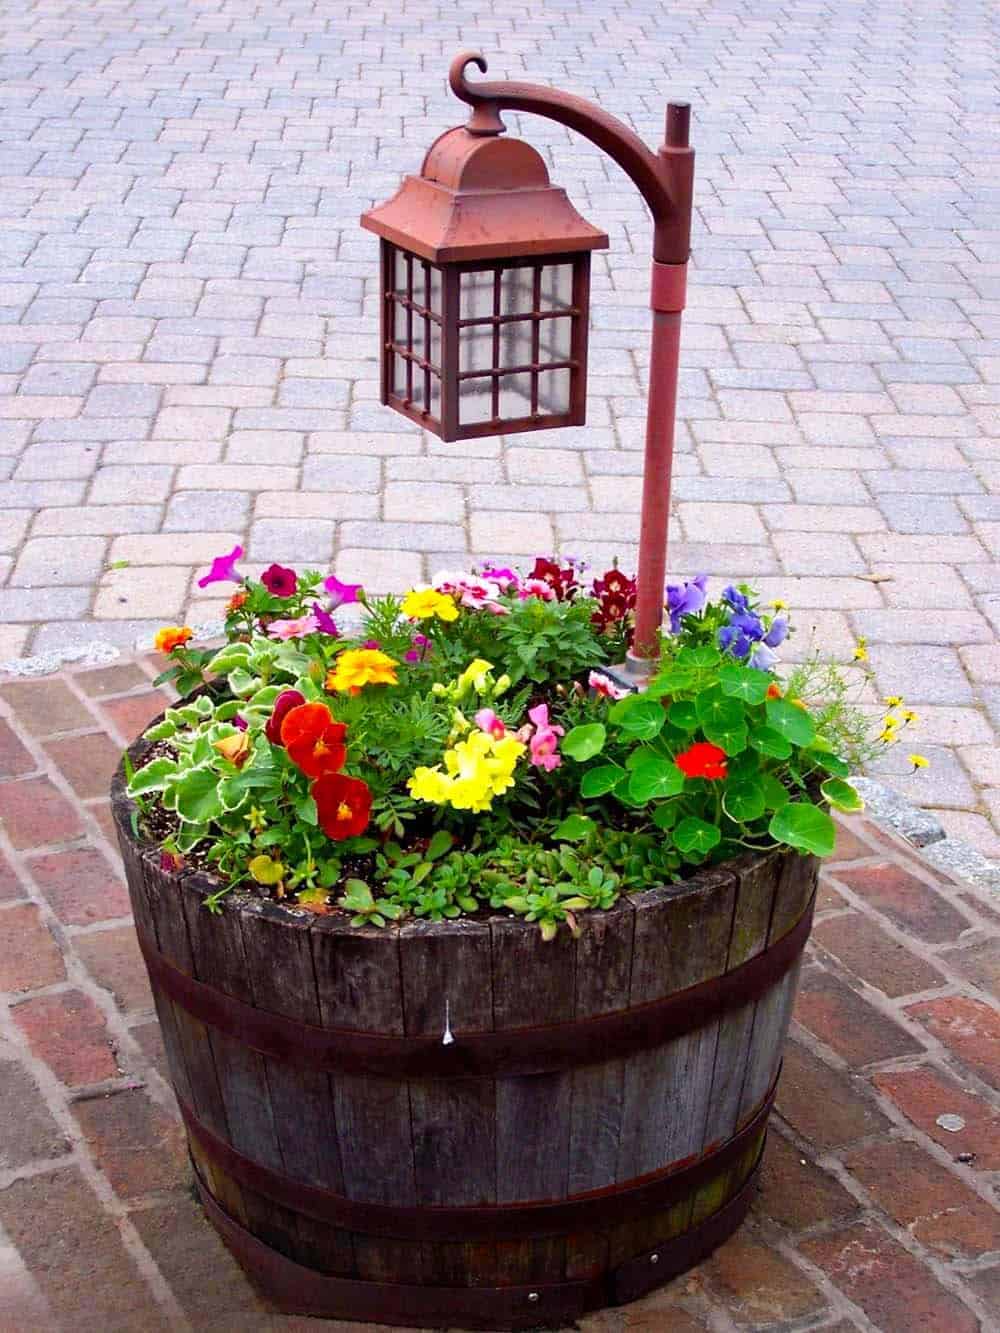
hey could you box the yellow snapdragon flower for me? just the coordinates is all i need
[408,729,526,813]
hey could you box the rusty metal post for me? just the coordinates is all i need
[629,103,693,669]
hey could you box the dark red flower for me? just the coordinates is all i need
[265,689,306,745]
[280,702,347,778]
[313,773,372,840]
[675,741,728,781]
[528,556,578,601]
[591,567,636,631]
[261,563,297,598]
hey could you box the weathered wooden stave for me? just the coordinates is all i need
[112,737,816,1329]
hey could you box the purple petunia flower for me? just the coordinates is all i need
[764,615,788,648]
[311,602,340,637]
[665,573,708,634]
[197,544,243,588]
[323,574,363,609]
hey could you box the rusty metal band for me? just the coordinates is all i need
[650,258,687,312]
[194,1154,762,1329]
[136,889,813,1080]
[180,1070,776,1243]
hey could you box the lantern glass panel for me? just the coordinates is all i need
[540,262,573,310]
[458,374,494,425]
[537,367,571,415]
[500,265,535,317]
[498,372,533,419]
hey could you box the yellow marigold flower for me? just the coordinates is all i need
[885,695,903,708]
[909,753,929,770]
[853,637,868,662]
[401,587,459,622]
[325,647,398,695]
[154,625,193,654]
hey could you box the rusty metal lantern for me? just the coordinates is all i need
[361,125,608,441]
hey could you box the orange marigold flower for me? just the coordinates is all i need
[675,741,728,781]
[313,773,373,840]
[325,647,398,695]
[227,590,248,612]
[280,703,347,779]
[154,625,193,654]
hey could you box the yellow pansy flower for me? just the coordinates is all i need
[401,587,459,622]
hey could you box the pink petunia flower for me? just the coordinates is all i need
[588,670,629,700]
[268,613,320,640]
[527,703,564,771]
[324,574,363,609]
[474,708,506,740]
[197,544,243,588]
[261,563,297,598]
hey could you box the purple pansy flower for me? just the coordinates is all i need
[665,573,708,634]
[729,610,765,642]
[323,574,362,609]
[722,584,750,613]
[749,644,778,672]
[197,544,243,588]
[718,623,752,660]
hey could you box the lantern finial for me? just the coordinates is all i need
[449,51,506,136]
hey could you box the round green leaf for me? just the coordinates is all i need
[667,700,699,732]
[608,695,666,740]
[768,802,835,856]
[651,802,679,830]
[703,721,748,756]
[722,782,766,823]
[562,723,606,762]
[760,773,790,810]
[696,688,744,732]
[673,817,722,855]
[718,663,771,705]
[765,698,816,748]
[628,753,685,803]
[553,813,597,842]
[821,777,864,813]
[581,764,626,798]
[750,726,793,760]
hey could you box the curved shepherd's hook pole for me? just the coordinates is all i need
[449,53,695,665]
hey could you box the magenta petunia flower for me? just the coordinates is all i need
[362,639,381,650]
[311,602,340,637]
[197,544,243,588]
[261,563,297,598]
[323,574,362,609]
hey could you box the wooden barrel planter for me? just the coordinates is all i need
[112,729,817,1331]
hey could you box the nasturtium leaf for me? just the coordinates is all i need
[580,764,626,798]
[667,700,699,731]
[703,721,748,756]
[174,766,224,824]
[627,752,685,803]
[562,723,606,761]
[722,781,766,823]
[677,645,721,671]
[127,757,178,796]
[768,801,835,857]
[553,813,597,842]
[608,694,666,740]
[651,801,679,831]
[760,773,790,810]
[813,749,851,778]
[765,698,816,748]
[821,777,864,813]
[718,662,772,705]
[696,688,744,732]
[750,726,793,760]
[673,816,722,855]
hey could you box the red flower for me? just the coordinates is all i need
[313,773,372,840]
[591,567,637,631]
[261,563,297,598]
[528,556,579,601]
[265,689,306,745]
[280,703,347,778]
[675,741,728,781]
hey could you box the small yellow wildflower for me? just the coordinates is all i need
[882,714,900,731]
[877,728,896,744]
[901,709,917,724]
[853,637,868,663]
[885,695,903,708]
[401,587,459,622]
[326,647,398,695]
[908,753,929,770]
[770,599,787,611]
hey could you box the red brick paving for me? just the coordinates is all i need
[0,659,997,1331]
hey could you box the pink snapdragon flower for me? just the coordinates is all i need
[588,670,629,700]
[268,613,320,640]
[474,708,506,740]
[527,703,564,771]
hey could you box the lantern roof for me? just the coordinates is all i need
[361,127,609,265]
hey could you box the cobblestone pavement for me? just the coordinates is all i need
[0,1,998,856]
[2,663,1000,1330]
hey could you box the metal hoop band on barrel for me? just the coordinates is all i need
[180,1069,777,1242]
[195,1151,764,1329]
[136,889,814,1080]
